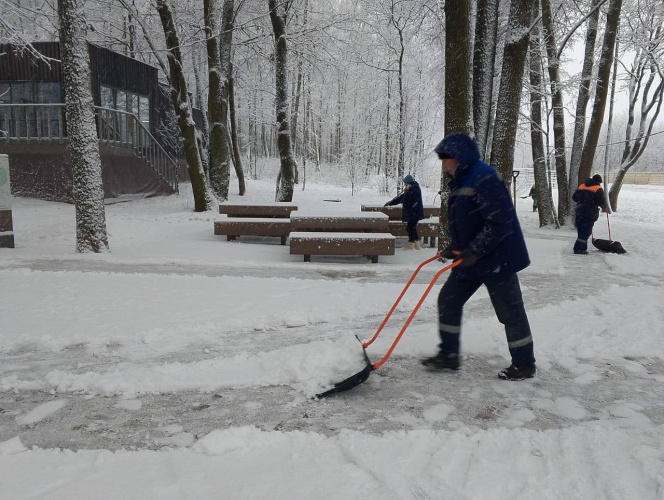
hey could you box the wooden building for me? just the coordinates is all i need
[0,42,195,202]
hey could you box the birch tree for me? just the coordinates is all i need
[58,0,109,253]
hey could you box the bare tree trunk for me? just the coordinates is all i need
[490,0,533,184]
[568,0,602,198]
[440,0,472,252]
[528,2,556,227]
[609,17,664,210]
[472,0,499,158]
[191,48,209,177]
[396,20,406,182]
[384,74,392,190]
[269,0,296,202]
[578,0,623,184]
[204,0,234,201]
[58,0,109,253]
[603,33,619,211]
[228,62,246,195]
[444,0,473,135]
[156,0,211,212]
[541,0,570,225]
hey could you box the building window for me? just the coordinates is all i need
[99,85,150,143]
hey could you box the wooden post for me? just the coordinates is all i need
[0,155,15,248]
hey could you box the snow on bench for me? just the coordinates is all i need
[219,202,298,218]
[361,204,440,220]
[290,211,389,233]
[214,217,291,245]
[289,231,395,263]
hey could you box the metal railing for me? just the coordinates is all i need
[0,103,66,141]
[96,106,178,193]
[0,103,178,193]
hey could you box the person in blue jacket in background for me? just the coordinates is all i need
[385,174,425,250]
[422,132,536,381]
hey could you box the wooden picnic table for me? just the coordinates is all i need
[290,211,390,232]
[361,204,440,220]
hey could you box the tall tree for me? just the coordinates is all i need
[608,2,664,209]
[541,0,570,225]
[578,0,624,184]
[443,0,472,134]
[439,0,472,252]
[269,0,297,202]
[156,0,212,212]
[528,1,556,227]
[57,0,109,253]
[490,0,533,184]
[228,60,246,195]
[568,0,603,205]
[204,0,232,201]
[472,0,499,158]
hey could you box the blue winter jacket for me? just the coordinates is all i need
[435,133,530,279]
[387,180,425,223]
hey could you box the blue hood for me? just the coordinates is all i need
[434,133,481,167]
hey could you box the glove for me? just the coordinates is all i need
[453,248,478,268]
[441,244,456,260]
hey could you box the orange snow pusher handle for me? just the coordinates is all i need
[316,253,461,398]
[370,256,461,369]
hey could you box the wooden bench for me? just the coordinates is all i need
[219,202,298,218]
[361,204,440,220]
[388,217,440,247]
[290,211,389,232]
[214,217,291,245]
[289,232,395,263]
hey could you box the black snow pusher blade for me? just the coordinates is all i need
[316,338,374,398]
[592,238,626,254]
[592,213,626,254]
[316,255,460,398]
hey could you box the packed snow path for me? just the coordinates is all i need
[2,254,663,452]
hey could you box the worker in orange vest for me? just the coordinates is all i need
[572,174,609,254]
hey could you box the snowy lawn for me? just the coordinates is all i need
[1,178,664,499]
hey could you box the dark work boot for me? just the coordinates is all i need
[498,363,536,381]
[422,353,460,371]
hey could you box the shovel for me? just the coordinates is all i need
[316,254,461,398]
[592,213,626,254]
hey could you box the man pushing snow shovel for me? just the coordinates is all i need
[572,174,609,255]
[422,132,537,381]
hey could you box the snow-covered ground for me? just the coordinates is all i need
[1,175,663,499]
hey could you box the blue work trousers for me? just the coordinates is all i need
[573,217,595,253]
[406,220,419,242]
[437,271,535,368]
